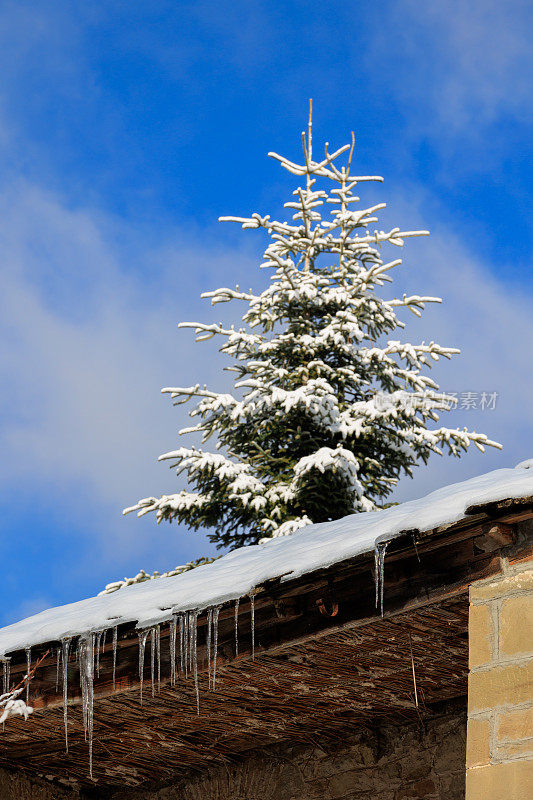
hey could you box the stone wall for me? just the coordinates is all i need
[117,701,466,800]
[0,767,79,800]
[466,554,533,800]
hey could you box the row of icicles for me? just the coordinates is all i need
[1,594,257,781]
[0,543,390,782]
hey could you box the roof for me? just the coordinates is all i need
[1,461,533,656]
[1,461,532,793]
[1,595,472,793]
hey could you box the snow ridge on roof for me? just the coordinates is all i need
[1,463,532,656]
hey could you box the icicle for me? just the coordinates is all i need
[1,657,8,730]
[183,613,189,678]
[78,634,95,779]
[156,624,161,693]
[1,657,9,730]
[2,657,10,728]
[101,629,107,653]
[138,630,149,706]
[234,598,239,657]
[212,606,220,690]
[179,614,184,676]
[95,632,102,678]
[374,540,389,617]
[76,640,85,739]
[412,532,421,563]
[206,607,213,689]
[112,626,118,690]
[191,611,199,714]
[55,647,60,693]
[2,657,10,694]
[150,627,156,698]
[188,612,194,674]
[170,616,177,686]
[61,638,71,753]
[408,631,419,708]
[25,647,31,704]
[188,613,193,677]
[186,613,190,675]
[250,594,255,661]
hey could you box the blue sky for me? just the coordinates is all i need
[0,0,531,624]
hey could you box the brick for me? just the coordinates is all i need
[466,717,491,767]
[468,603,493,668]
[497,706,533,742]
[470,570,533,602]
[468,661,533,713]
[466,760,533,800]
[499,596,533,656]
[495,738,533,758]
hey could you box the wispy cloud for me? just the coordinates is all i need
[0,180,254,568]
[367,0,532,140]
[386,186,533,497]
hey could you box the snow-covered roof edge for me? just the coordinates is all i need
[1,461,533,657]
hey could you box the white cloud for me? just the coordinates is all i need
[0,180,254,569]
[385,187,533,499]
[368,0,531,134]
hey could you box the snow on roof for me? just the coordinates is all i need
[1,462,532,657]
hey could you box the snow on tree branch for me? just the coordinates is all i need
[99,557,218,595]
[125,104,501,551]
[0,686,32,725]
[0,650,50,727]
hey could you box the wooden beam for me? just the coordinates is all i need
[474,522,515,552]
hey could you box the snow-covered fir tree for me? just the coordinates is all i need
[126,106,500,550]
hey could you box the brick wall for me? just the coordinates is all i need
[466,556,533,800]
[118,702,466,800]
